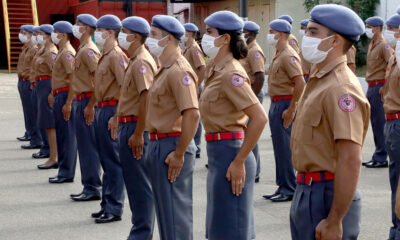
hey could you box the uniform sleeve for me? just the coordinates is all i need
[190,47,206,70]
[133,60,154,95]
[111,52,128,85]
[83,48,100,73]
[248,49,266,74]
[169,70,199,112]
[289,38,300,54]
[346,47,356,64]
[48,51,57,71]
[62,52,75,75]
[283,55,303,80]
[222,72,259,111]
[382,43,394,63]
[324,85,370,145]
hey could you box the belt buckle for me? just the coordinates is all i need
[308,177,313,186]
[123,117,127,123]
[216,133,221,141]
[396,114,399,119]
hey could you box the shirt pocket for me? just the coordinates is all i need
[299,110,323,144]
[151,86,167,105]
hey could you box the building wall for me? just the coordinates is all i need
[376,0,399,22]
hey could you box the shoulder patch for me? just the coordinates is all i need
[52,54,57,60]
[139,65,147,74]
[195,50,201,56]
[88,50,95,58]
[290,57,297,64]
[66,54,73,61]
[181,75,193,86]
[120,59,126,67]
[231,74,244,87]
[385,45,391,50]
[255,52,261,59]
[290,40,297,45]
[338,94,356,112]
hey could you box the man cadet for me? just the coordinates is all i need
[279,14,300,53]
[381,14,400,240]
[299,19,312,82]
[17,25,31,142]
[48,21,77,184]
[240,20,266,182]
[91,14,128,224]
[117,16,157,240]
[363,16,392,168]
[263,19,305,202]
[145,15,199,239]
[346,45,357,73]
[69,14,102,201]
[384,14,400,48]
[20,24,43,150]
[290,4,370,239]
[183,23,205,159]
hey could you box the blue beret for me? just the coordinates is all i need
[205,11,244,31]
[244,21,260,33]
[365,16,384,27]
[151,15,185,40]
[20,25,26,31]
[301,19,309,26]
[310,4,365,42]
[97,14,121,30]
[77,14,97,28]
[184,23,198,32]
[53,21,73,33]
[40,24,54,34]
[386,14,400,28]
[122,16,150,36]
[279,15,293,24]
[269,19,291,33]
[24,25,35,33]
[33,26,40,33]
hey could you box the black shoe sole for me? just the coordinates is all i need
[72,196,101,202]
[95,217,121,224]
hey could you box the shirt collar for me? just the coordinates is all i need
[103,41,118,56]
[214,53,234,72]
[131,44,146,60]
[162,49,180,69]
[311,55,347,79]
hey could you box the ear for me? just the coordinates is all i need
[222,33,230,45]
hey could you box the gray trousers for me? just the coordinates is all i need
[253,91,264,176]
[290,180,361,240]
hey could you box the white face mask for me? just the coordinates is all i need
[299,29,305,37]
[201,34,222,59]
[267,33,279,46]
[384,30,396,47]
[365,28,374,39]
[301,35,334,64]
[51,32,61,45]
[37,35,45,45]
[396,40,400,69]
[72,25,84,39]
[94,31,108,48]
[118,32,134,51]
[31,35,38,45]
[19,33,27,43]
[145,35,168,58]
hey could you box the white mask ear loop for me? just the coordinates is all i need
[319,35,334,52]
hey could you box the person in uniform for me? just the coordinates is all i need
[48,21,78,183]
[381,22,400,240]
[290,4,370,239]
[263,19,306,202]
[145,15,199,240]
[91,14,127,224]
[117,16,157,240]
[363,16,392,168]
[34,24,58,169]
[346,45,357,73]
[240,20,266,183]
[183,23,206,159]
[16,25,31,142]
[69,14,102,201]
[384,15,400,49]
[200,11,268,240]
[279,15,300,54]
[299,19,312,82]
[30,26,50,160]
[20,25,43,150]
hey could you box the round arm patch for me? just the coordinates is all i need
[338,94,356,112]
[231,74,244,87]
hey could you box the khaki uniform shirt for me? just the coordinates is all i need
[72,39,100,95]
[200,53,259,133]
[17,45,29,75]
[268,44,303,96]
[383,55,400,114]
[146,50,198,133]
[239,40,266,84]
[94,42,128,102]
[366,35,393,82]
[52,42,76,90]
[32,44,57,78]
[288,34,300,54]
[117,45,157,117]
[21,42,38,79]
[30,45,44,82]
[291,55,370,173]
[183,40,205,72]
[346,45,356,65]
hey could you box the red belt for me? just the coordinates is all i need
[31,82,35,87]
[97,100,118,108]
[150,132,182,141]
[118,115,138,123]
[52,87,69,95]
[304,74,310,78]
[35,75,51,81]
[76,92,93,101]
[297,172,335,185]
[271,95,293,102]
[23,77,30,82]
[18,74,22,78]
[368,80,385,86]
[205,132,245,142]
[386,113,400,120]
